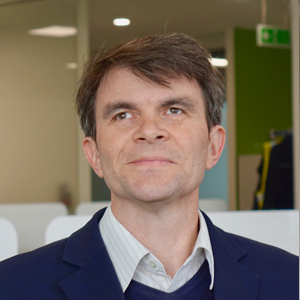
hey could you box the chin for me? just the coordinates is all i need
[110,174,189,203]
[129,182,180,203]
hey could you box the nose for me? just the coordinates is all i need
[132,116,170,144]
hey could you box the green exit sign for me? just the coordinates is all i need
[256,24,290,48]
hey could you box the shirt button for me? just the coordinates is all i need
[149,261,156,269]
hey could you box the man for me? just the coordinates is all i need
[0,33,298,299]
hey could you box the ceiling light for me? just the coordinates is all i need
[28,26,77,38]
[210,58,228,68]
[65,63,78,70]
[113,18,131,26]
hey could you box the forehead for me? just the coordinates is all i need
[95,67,205,109]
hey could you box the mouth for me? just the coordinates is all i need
[130,157,175,166]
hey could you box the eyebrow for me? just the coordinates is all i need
[102,101,138,120]
[159,98,197,111]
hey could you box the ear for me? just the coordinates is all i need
[82,137,104,178]
[205,125,226,170]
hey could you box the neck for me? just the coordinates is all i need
[111,190,200,278]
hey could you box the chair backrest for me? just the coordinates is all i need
[0,203,68,253]
[0,218,18,261]
[45,216,91,245]
[199,198,228,212]
[45,209,299,256]
[76,201,111,215]
[206,210,299,255]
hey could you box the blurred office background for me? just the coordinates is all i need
[0,0,299,212]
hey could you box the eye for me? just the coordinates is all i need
[166,107,183,114]
[115,112,133,120]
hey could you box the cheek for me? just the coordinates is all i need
[96,129,127,168]
[186,131,209,167]
[96,131,114,170]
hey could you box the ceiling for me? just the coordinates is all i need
[89,0,290,53]
[0,0,290,54]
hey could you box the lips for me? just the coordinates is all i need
[130,156,175,166]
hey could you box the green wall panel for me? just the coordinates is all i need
[235,28,292,155]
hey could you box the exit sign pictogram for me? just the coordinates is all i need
[256,24,290,48]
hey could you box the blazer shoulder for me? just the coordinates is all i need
[0,238,67,268]
[228,231,299,282]
[230,231,298,261]
[0,239,79,299]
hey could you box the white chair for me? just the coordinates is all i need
[0,203,68,253]
[206,210,299,255]
[76,201,111,215]
[199,198,228,212]
[45,216,91,245]
[45,208,299,256]
[0,218,18,261]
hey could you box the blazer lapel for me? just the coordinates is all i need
[56,208,260,299]
[58,209,126,300]
[202,211,260,300]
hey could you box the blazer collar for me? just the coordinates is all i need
[58,208,126,300]
[58,208,259,300]
[202,211,260,300]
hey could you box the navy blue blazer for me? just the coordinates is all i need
[0,209,298,299]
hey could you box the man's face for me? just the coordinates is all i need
[84,68,225,204]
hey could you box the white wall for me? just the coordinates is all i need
[0,1,78,205]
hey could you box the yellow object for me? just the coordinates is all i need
[255,137,283,209]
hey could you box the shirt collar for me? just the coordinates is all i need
[99,204,215,291]
[99,205,149,291]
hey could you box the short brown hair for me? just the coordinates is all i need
[76,33,225,138]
